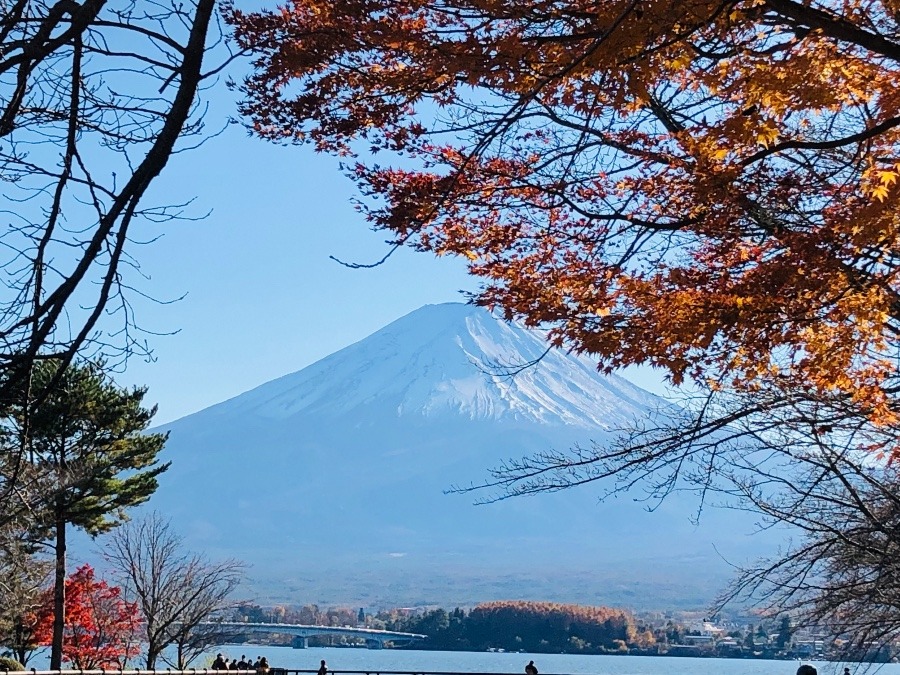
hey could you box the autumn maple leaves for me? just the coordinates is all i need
[30,565,140,669]
[231,0,900,435]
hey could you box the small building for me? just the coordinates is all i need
[684,621,725,646]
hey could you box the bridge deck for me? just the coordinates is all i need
[210,622,426,641]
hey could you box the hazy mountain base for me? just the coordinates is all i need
[248,555,735,610]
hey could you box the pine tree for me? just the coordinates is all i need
[776,615,793,651]
[13,360,168,669]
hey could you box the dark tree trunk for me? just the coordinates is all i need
[14,619,27,665]
[146,640,158,669]
[50,502,66,670]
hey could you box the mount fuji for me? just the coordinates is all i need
[148,303,768,609]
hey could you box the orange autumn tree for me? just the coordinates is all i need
[231,2,900,649]
[468,601,640,651]
[231,0,900,425]
[34,565,141,669]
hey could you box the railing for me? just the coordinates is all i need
[271,671,559,675]
[13,670,260,675]
[6,671,565,675]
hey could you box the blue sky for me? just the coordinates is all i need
[115,40,668,425]
[113,76,472,423]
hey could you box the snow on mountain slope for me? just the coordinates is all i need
[204,303,661,428]
[145,303,768,609]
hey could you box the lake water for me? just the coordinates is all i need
[203,646,898,675]
[25,642,900,675]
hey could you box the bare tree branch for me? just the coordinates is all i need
[103,512,245,669]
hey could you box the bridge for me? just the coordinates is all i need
[207,622,427,650]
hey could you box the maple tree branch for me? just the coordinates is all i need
[743,115,900,165]
[764,0,900,62]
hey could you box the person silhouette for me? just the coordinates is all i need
[797,666,817,675]
[525,661,538,675]
[318,660,328,675]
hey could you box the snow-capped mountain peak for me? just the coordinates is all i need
[203,303,660,429]
[146,302,765,609]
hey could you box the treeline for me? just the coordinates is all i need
[379,601,654,653]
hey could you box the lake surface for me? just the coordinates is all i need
[25,642,900,675]
[204,645,897,675]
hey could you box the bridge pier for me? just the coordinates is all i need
[365,639,384,650]
[291,636,308,649]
